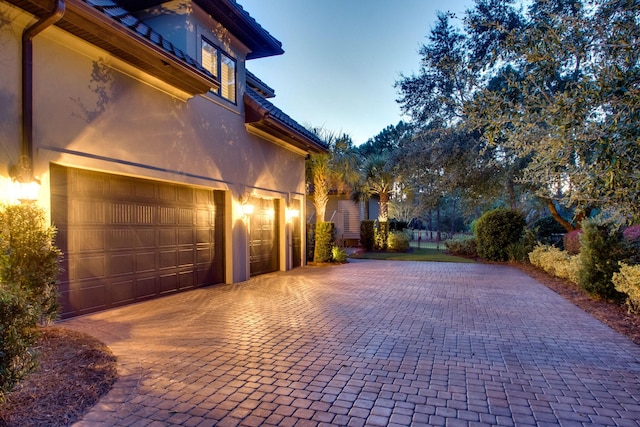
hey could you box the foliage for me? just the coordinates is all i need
[507,228,537,263]
[563,229,583,255]
[331,246,348,263]
[529,244,580,284]
[306,223,315,262]
[313,222,335,263]
[613,263,640,314]
[0,204,61,323]
[445,235,477,257]
[360,220,375,251]
[577,218,626,300]
[0,287,39,400]
[531,216,566,247]
[387,231,410,252]
[475,208,526,261]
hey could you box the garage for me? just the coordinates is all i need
[249,197,280,276]
[50,164,225,318]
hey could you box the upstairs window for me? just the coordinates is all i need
[202,37,236,103]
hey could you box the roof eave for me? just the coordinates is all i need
[9,0,220,95]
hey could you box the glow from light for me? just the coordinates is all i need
[242,203,255,216]
[286,208,299,222]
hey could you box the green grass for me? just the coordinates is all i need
[350,247,475,263]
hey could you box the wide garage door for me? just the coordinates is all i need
[249,197,279,276]
[51,164,224,318]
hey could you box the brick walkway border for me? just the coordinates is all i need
[64,260,640,426]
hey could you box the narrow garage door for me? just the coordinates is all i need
[51,164,224,318]
[249,197,279,276]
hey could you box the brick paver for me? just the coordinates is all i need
[64,260,640,426]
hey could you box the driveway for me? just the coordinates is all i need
[65,260,640,426]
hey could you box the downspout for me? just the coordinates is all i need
[21,0,65,178]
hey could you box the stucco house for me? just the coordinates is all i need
[0,0,328,318]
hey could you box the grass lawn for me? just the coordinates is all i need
[350,247,475,263]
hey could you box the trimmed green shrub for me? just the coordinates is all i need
[475,208,526,261]
[314,222,335,263]
[577,218,626,301]
[613,262,640,313]
[531,216,566,247]
[0,204,62,323]
[306,223,315,262]
[0,287,39,400]
[360,220,375,251]
[387,231,410,252]
[331,246,348,263]
[529,244,580,284]
[445,235,477,257]
[563,229,583,255]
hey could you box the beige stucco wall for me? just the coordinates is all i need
[0,2,306,283]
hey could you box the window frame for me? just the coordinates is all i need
[201,36,237,104]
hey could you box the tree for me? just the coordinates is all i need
[466,0,640,225]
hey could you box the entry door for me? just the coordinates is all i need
[51,164,224,318]
[249,197,279,276]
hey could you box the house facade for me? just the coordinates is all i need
[0,0,327,318]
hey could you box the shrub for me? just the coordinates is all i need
[563,229,583,255]
[528,244,580,283]
[508,228,537,263]
[0,204,62,324]
[531,216,566,247]
[0,287,40,399]
[445,235,477,257]
[314,222,335,263]
[475,208,526,261]
[387,231,410,252]
[360,220,375,251]
[331,246,348,263]
[613,263,640,313]
[577,218,626,301]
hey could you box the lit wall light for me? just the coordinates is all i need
[9,156,40,203]
[286,208,299,222]
[242,203,255,216]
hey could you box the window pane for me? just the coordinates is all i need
[201,39,218,78]
[221,52,236,103]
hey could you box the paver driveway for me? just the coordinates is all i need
[64,260,640,427]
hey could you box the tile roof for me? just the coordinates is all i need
[244,87,328,152]
[246,70,275,98]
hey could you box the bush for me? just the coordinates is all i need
[528,244,580,283]
[577,218,626,301]
[387,231,410,252]
[563,229,583,255]
[445,235,477,257]
[475,208,526,261]
[531,216,566,247]
[613,263,640,313]
[0,204,62,323]
[314,222,335,263]
[360,220,375,251]
[508,228,537,263]
[0,287,40,400]
[331,246,348,263]
[306,223,315,262]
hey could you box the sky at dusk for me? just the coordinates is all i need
[240,0,474,145]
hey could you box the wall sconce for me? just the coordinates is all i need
[286,208,300,222]
[9,156,40,203]
[239,190,254,217]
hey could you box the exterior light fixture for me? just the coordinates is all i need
[239,190,254,216]
[242,203,255,216]
[286,208,299,222]
[9,155,40,203]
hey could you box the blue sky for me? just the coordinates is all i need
[240,0,474,145]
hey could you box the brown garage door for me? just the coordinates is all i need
[51,164,224,318]
[249,197,279,276]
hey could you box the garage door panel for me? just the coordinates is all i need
[136,252,156,272]
[51,164,224,318]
